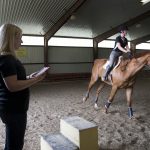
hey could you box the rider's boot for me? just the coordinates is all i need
[102,65,112,81]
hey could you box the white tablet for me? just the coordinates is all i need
[35,67,50,77]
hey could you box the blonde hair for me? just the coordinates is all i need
[0,23,22,56]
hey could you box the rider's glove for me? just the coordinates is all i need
[128,52,133,59]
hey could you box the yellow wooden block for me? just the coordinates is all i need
[60,116,98,150]
[41,134,78,150]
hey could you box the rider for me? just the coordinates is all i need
[102,25,132,81]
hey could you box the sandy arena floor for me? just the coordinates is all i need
[0,78,150,150]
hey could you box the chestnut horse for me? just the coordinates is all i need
[83,52,150,118]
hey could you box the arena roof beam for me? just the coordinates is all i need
[94,10,150,43]
[130,34,150,54]
[44,0,87,40]
[130,34,150,45]
[44,38,49,67]
[93,39,98,60]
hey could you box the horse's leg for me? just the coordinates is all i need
[126,87,133,119]
[83,75,98,102]
[104,86,118,113]
[94,82,105,109]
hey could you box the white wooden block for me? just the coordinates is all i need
[60,116,98,150]
[41,134,78,150]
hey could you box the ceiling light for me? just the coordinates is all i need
[70,15,76,20]
[135,24,141,28]
[141,0,150,5]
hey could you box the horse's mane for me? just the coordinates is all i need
[134,51,150,58]
[120,51,150,70]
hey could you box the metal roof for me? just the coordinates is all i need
[55,0,150,41]
[0,0,77,35]
[0,0,150,41]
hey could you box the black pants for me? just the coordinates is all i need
[0,112,27,150]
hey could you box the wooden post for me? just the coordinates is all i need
[130,42,136,56]
[44,38,49,67]
[93,39,98,60]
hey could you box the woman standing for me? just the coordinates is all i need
[0,24,47,150]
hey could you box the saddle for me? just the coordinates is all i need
[103,56,123,71]
[102,56,130,84]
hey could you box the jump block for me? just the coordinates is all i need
[60,116,98,150]
[41,134,78,150]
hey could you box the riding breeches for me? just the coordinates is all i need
[108,50,122,69]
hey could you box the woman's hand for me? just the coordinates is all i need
[126,49,130,53]
[35,72,47,82]
[27,67,50,79]
[127,52,133,59]
[28,72,38,79]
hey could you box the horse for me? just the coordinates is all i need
[83,51,150,119]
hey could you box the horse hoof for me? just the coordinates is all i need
[83,97,87,103]
[129,116,137,120]
[102,108,108,114]
[94,104,99,110]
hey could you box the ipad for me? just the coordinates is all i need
[35,67,50,77]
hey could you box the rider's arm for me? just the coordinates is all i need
[116,42,128,53]
[125,45,130,52]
